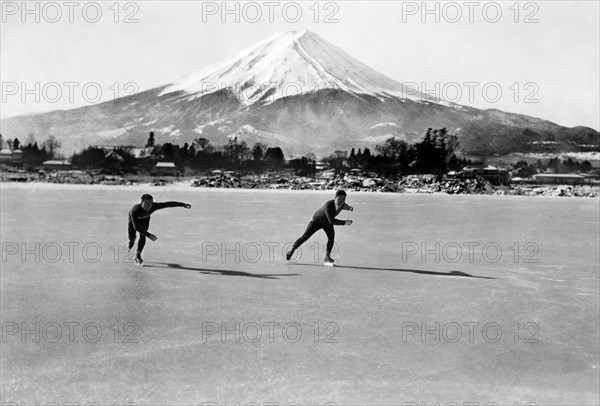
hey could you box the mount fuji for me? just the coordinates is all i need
[1,30,597,157]
[159,30,436,105]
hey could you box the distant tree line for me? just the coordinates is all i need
[325,128,470,179]
[153,137,288,172]
[0,129,473,177]
[67,137,290,174]
[4,129,593,178]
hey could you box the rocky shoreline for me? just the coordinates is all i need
[190,173,600,198]
[2,171,599,197]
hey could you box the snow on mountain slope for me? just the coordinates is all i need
[370,122,402,130]
[160,30,440,105]
[226,124,289,144]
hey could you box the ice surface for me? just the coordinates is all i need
[1,184,598,404]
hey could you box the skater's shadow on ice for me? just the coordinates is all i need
[294,263,495,279]
[144,262,298,280]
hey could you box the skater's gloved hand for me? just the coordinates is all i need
[345,220,353,226]
[148,233,158,241]
[183,203,192,209]
[348,206,354,211]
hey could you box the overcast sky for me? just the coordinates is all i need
[1,0,599,130]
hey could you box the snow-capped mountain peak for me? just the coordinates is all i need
[160,30,433,105]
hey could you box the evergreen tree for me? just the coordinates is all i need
[22,140,50,168]
[264,147,285,169]
[162,143,175,161]
[252,142,266,161]
[146,131,155,147]
[349,148,357,168]
[412,128,458,178]
[70,147,106,169]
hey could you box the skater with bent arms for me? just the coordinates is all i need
[128,194,192,265]
[286,189,353,265]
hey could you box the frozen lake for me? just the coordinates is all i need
[1,184,598,405]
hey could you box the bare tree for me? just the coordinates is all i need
[194,137,213,153]
[376,137,408,162]
[224,137,250,165]
[42,136,62,158]
[26,133,36,147]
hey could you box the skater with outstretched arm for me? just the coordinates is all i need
[286,189,353,265]
[128,194,192,265]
